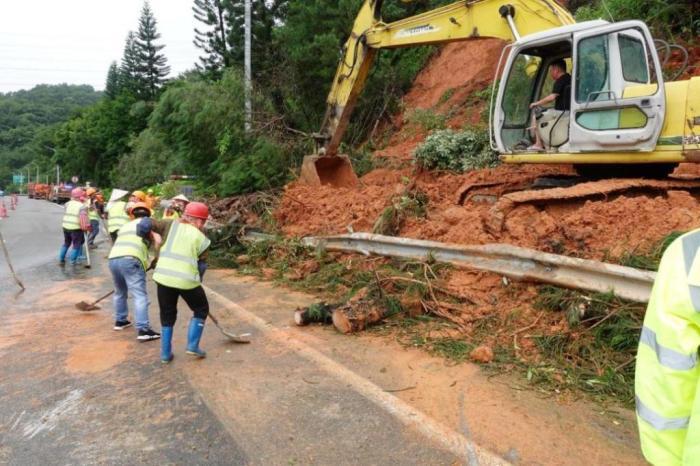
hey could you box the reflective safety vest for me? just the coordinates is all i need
[153,220,210,290]
[108,219,149,270]
[62,200,84,230]
[88,201,100,221]
[635,229,700,465]
[107,201,129,233]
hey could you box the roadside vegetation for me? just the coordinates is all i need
[206,230,680,407]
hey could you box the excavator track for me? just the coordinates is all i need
[485,178,700,235]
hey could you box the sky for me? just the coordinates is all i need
[0,0,201,93]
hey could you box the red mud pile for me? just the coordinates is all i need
[276,39,700,261]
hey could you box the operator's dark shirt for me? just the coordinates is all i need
[553,73,571,111]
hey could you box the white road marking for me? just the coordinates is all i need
[205,286,508,466]
[22,389,84,439]
[10,410,25,430]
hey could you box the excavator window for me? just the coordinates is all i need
[499,40,572,150]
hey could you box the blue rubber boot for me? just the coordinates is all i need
[161,326,174,364]
[185,318,207,358]
[58,244,69,264]
[69,248,81,265]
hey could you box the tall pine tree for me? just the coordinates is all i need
[192,0,233,76]
[119,31,143,97]
[135,1,170,101]
[104,61,121,99]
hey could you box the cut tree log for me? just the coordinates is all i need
[294,303,334,326]
[332,301,386,334]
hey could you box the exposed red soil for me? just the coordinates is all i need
[402,39,505,111]
[276,37,700,261]
[273,38,700,363]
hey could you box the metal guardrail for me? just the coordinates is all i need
[240,231,656,302]
[299,233,656,302]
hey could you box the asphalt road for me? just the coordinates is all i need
[0,196,67,274]
[0,198,643,465]
[0,198,471,465]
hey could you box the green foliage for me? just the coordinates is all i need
[532,286,644,405]
[0,84,102,188]
[406,108,446,131]
[413,128,498,172]
[575,0,699,39]
[618,231,684,271]
[273,1,447,143]
[219,138,290,195]
[373,189,429,236]
[135,2,170,101]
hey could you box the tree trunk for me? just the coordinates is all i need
[332,301,385,334]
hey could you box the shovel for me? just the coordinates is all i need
[83,233,91,268]
[0,230,25,291]
[75,289,114,312]
[208,311,251,343]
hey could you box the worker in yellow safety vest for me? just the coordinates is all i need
[59,188,91,265]
[85,187,102,248]
[154,201,211,363]
[635,229,700,465]
[107,192,130,243]
[108,202,162,340]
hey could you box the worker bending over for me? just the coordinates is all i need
[154,201,211,363]
[107,192,129,243]
[59,188,90,265]
[162,194,189,220]
[635,230,700,465]
[108,202,162,340]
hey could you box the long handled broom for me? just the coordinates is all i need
[0,230,25,291]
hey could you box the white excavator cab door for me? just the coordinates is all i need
[569,21,665,152]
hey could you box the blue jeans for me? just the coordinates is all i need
[88,219,100,245]
[109,257,150,330]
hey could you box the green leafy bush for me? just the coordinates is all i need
[413,128,498,172]
[575,0,699,39]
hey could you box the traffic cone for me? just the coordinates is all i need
[0,201,7,218]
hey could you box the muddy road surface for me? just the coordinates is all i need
[0,198,644,465]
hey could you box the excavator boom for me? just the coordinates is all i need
[301,0,575,187]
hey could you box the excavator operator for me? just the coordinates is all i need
[528,59,571,151]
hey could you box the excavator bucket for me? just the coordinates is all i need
[299,154,359,188]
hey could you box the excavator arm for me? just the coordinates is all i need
[302,0,574,187]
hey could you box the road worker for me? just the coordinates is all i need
[59,187,90,265]
[154,201,211,363]
[108,202,162,340]
[145,188,158,211]
[162,194,189,220]
[107,192,129,243]
[635,230,700,465]
[85,188,102,248]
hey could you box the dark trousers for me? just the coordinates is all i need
[157,283,209,327]
[87,220,100,245]
[63,228,84,249]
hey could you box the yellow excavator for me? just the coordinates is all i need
[300,0,700,187]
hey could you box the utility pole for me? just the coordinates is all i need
[244,0,252,132]
[56,164,60,185]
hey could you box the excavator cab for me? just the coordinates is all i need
[493,20,666,159]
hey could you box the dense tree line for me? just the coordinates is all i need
[2,0,698,193]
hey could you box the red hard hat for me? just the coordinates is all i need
[184,201,209,220]
[71,188,85,199]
